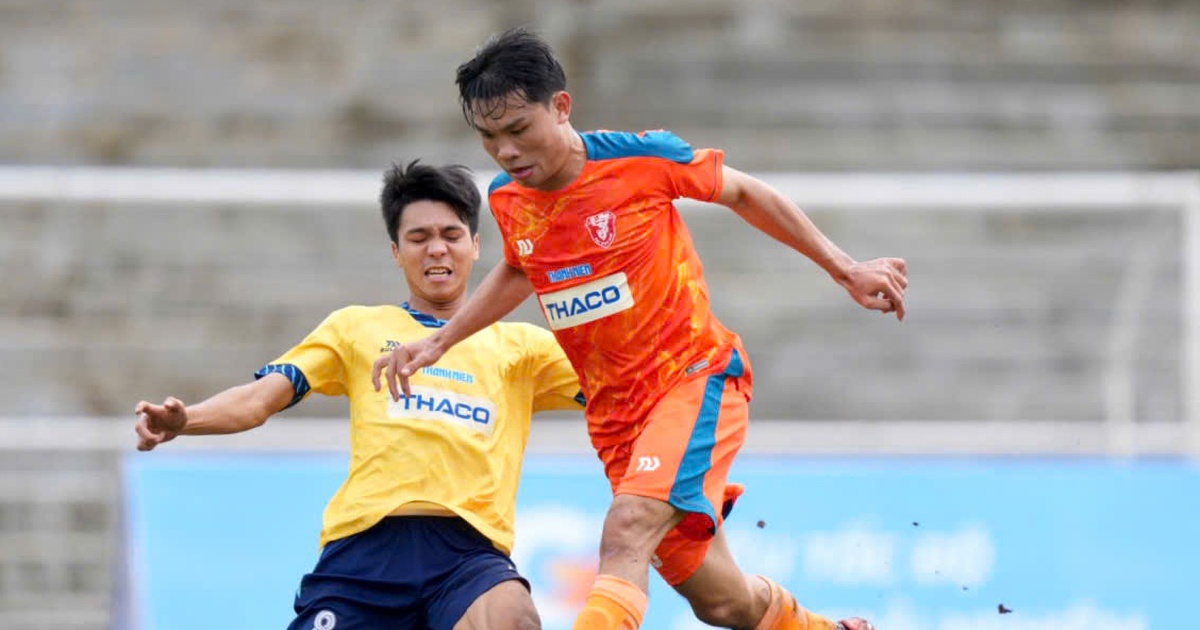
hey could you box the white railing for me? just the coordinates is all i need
[0,166,1193,209]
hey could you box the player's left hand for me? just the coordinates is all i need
[837,618,876,630]
[839,257,907,321]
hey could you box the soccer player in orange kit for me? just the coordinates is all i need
[374,28,903,630]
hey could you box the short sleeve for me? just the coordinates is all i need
[524,328,585,413]
[255,311,349,407]
[581,129,725,205]
[666,146,725,203]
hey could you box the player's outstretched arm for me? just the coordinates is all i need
[717,165,908,320]
[133,373,295,451]
[372,260,534,400]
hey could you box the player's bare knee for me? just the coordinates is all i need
[682,575,758,628]
[509,595,541,630]
[514,607,541,630]
[690,595,754,629]
[493,604,540,630]
[456,581,541,630]
[599,496,676,559]
[458,604,540,630]
[608,495,677,533]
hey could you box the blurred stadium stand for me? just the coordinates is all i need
[0,0,1198,170]
[2,1,1199,628]
[0,450,114,628]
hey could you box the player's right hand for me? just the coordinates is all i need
[837,618,875,630]
[134,396,188,451]
[840,257,908,321]
[371,336,446,401]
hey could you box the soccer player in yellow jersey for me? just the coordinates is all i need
[133,160,584,630]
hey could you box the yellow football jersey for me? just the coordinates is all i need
[256,303,583,555]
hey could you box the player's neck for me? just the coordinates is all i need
[533,129,587,192]
[405,295,463,322]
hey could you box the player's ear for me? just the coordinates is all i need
[551,90,572,123]
[391,240,403,267]
[471,233,481,261]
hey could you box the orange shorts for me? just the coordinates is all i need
[595,349,752,586]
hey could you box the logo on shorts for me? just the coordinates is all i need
[585,211,616,248]
[313,610,337,630]
[635,456,661,472]
[684,359,711,376]
[516,238,534,257]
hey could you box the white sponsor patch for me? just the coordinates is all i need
[387,386,498,436]
[538,272,634,330]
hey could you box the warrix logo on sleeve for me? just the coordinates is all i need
[387,386,498,435]
[538,272,635,330]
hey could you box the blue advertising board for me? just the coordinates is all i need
[122,454,1198,629]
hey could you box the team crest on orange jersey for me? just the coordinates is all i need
[585,211,617,248]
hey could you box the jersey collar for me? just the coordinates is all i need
[400,302,448,329]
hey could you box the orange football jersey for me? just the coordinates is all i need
[489,130,751,445]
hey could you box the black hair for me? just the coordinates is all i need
[379,160,480,243]
[455,27,567,124]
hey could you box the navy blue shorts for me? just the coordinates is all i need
[287,516,528,630]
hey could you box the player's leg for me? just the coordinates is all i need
[289,598,398,630]
[667,528,765,628]
[649,349,837,628]
[746,573,874,630]
[649,429,771,628]
[570,473,677,629]
[670,529,842,630]
[450,579,539,630]
[287,522,423,629]
[573,350,751,630]
[422,516,539,630]
[568,417,685,629]
[595,493,683,591]
[660,491,873,630]
[653,356,874,630]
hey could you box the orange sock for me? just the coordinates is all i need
[754,576,838,630]
[571,574,649,630]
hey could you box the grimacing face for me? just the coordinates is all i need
[391,199,480,310]
[470,91,575,190]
